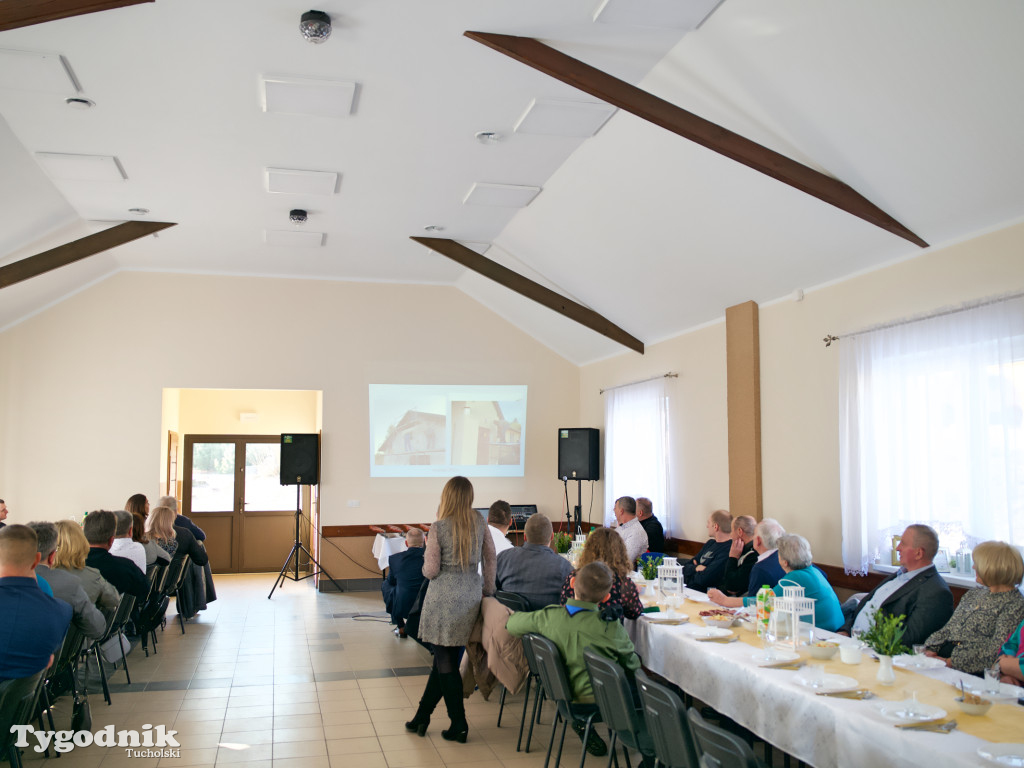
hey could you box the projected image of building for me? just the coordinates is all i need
[451,401,522,466]
[374,410,446,466]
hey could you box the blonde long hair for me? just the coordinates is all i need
[437,476,478,569]
[53,520,90,570]
[147,506,178,544]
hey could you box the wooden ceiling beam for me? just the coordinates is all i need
[412,236,644,354]
[0,220,175,290]
[0,0,153,32]
[465,31,928,249]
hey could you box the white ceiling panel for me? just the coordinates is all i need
[261,75,357,118]
[0,48,78,93]
[514,98,617,137]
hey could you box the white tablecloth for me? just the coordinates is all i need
[372,533,407,570]
[628,591,1023,768]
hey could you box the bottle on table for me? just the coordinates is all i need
[756,584,773,638]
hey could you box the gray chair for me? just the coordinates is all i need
[528,633,602,768]
[634,670,700,768]
[88,593,136,704]
[686,707,764,768]
[583,649,655,768]
[0,668,47,768]
[518,632,546,753]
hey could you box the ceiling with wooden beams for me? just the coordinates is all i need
[1,0,1023,363]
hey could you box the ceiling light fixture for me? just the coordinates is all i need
[299,10,332,44]
[475,131,501,145]
[290,209,308,225]
[423,225,444,233]
[128,207,149,215]
[65,97,94,110]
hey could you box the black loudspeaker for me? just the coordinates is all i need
[280,434,320,485]
[557,428,599,481]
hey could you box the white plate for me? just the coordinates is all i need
[876,701,947,723]
[962,681,1024,702]
[683,589,711,603]
[751,650,801,665]
[893,654,946,670]
[794,673,859,692]
[978,744,1024,766]
[681,626,732,639]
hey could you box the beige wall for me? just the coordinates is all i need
[0,272,580,527]
[581,220,1024,565]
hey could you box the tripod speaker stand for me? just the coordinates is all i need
[268,484,345,599]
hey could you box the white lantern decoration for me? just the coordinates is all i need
[657,561,684,602]
[569,534,587,566]
[771,580,816,651]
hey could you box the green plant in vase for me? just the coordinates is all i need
[554,532,573,554]
[639,556,663,581]
[861,611,909,685]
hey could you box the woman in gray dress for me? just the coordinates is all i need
[407,476,496,743]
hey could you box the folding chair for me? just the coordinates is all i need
[165,555,192,634]
[88,593,136,705]
[584,649,656,768]
[686,707,764,768]
[518,632,547,753]
[139,561,169,656]
[634,670,700,768]
[528,633,602,768]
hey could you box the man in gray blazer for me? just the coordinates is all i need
[28,521,107,640]
[495,514,574,610]
[840,524,954,646]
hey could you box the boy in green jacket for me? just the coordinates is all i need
[506,560,641,755]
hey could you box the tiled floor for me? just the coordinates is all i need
[23,574,593,768]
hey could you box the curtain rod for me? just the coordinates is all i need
[600,372,678,395]
[822,289,1024,348]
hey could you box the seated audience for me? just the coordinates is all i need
[0,498,8,527]
[682,510,733,592]
[636,497,665,553]
[840,524,954,645]
[84,510,149,599]
[612,496,649,565]
[507,561,641,757]
[708,518,786,606]
[110,509,146,573]
[923,541,1024,675]
[0,525,73,681]
[147,505,209,568]
[495,513,574,610]
[27,521,107,640]
[132,510,170,567]
[719,515,757,596]
[125,493,149,519]
[158,495,206,541]
[486,501,515,557]
[52,520,120,615]
[558,526,643,620]
[999,618,1024,687]
[382,528,426,636]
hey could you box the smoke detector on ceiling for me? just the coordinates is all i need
[290,209,308,225]
[300,10,332,44]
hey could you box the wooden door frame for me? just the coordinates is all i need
[181,434,298,572]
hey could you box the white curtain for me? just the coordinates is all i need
[839,295,1024,574]
[603,378,671,534]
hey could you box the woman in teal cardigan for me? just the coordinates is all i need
[746,533,845,632]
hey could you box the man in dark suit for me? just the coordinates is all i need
[840,523,954,646]
[382,528,426,637]
[83,510,149,600]
[636,497,665,553]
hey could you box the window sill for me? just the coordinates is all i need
[871,563,980,589]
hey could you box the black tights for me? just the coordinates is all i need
[433,645,460,675]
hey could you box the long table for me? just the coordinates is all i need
[627,589,1024,768]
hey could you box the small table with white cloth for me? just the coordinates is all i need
[627,586,1024,768]
[372,533,407,571]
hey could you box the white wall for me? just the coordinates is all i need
[0,272,580,526]
[581,220,1024,565]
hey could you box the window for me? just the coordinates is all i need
[604,378,671,532]
[839,295,1024,573]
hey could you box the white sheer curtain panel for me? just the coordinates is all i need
[603,378,671,533]
[839,295,1024,574]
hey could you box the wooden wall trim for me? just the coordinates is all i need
[726,301,763,520]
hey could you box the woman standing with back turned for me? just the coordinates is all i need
[407,476,495,743]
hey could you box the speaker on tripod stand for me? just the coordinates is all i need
[557,428,599,534]
[269,433,344,598]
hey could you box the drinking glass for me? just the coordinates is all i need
[984,664,1001,694]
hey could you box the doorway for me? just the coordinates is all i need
[181,435,309,573]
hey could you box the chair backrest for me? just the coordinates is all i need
[495,591,531,613]
[525,633,575,722]
[686,707,762,768]
[519,632,542,677]
[162,554,191,595]
[146,562,168,600]
[583,648,648,753]
[635,669,700,768]
[99,593,137,643]
[0,668,47,753]
[49,623,86,684]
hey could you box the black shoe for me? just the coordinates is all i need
[571,720,607,756]
[441,723,468,743]
[404,717,429,737]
